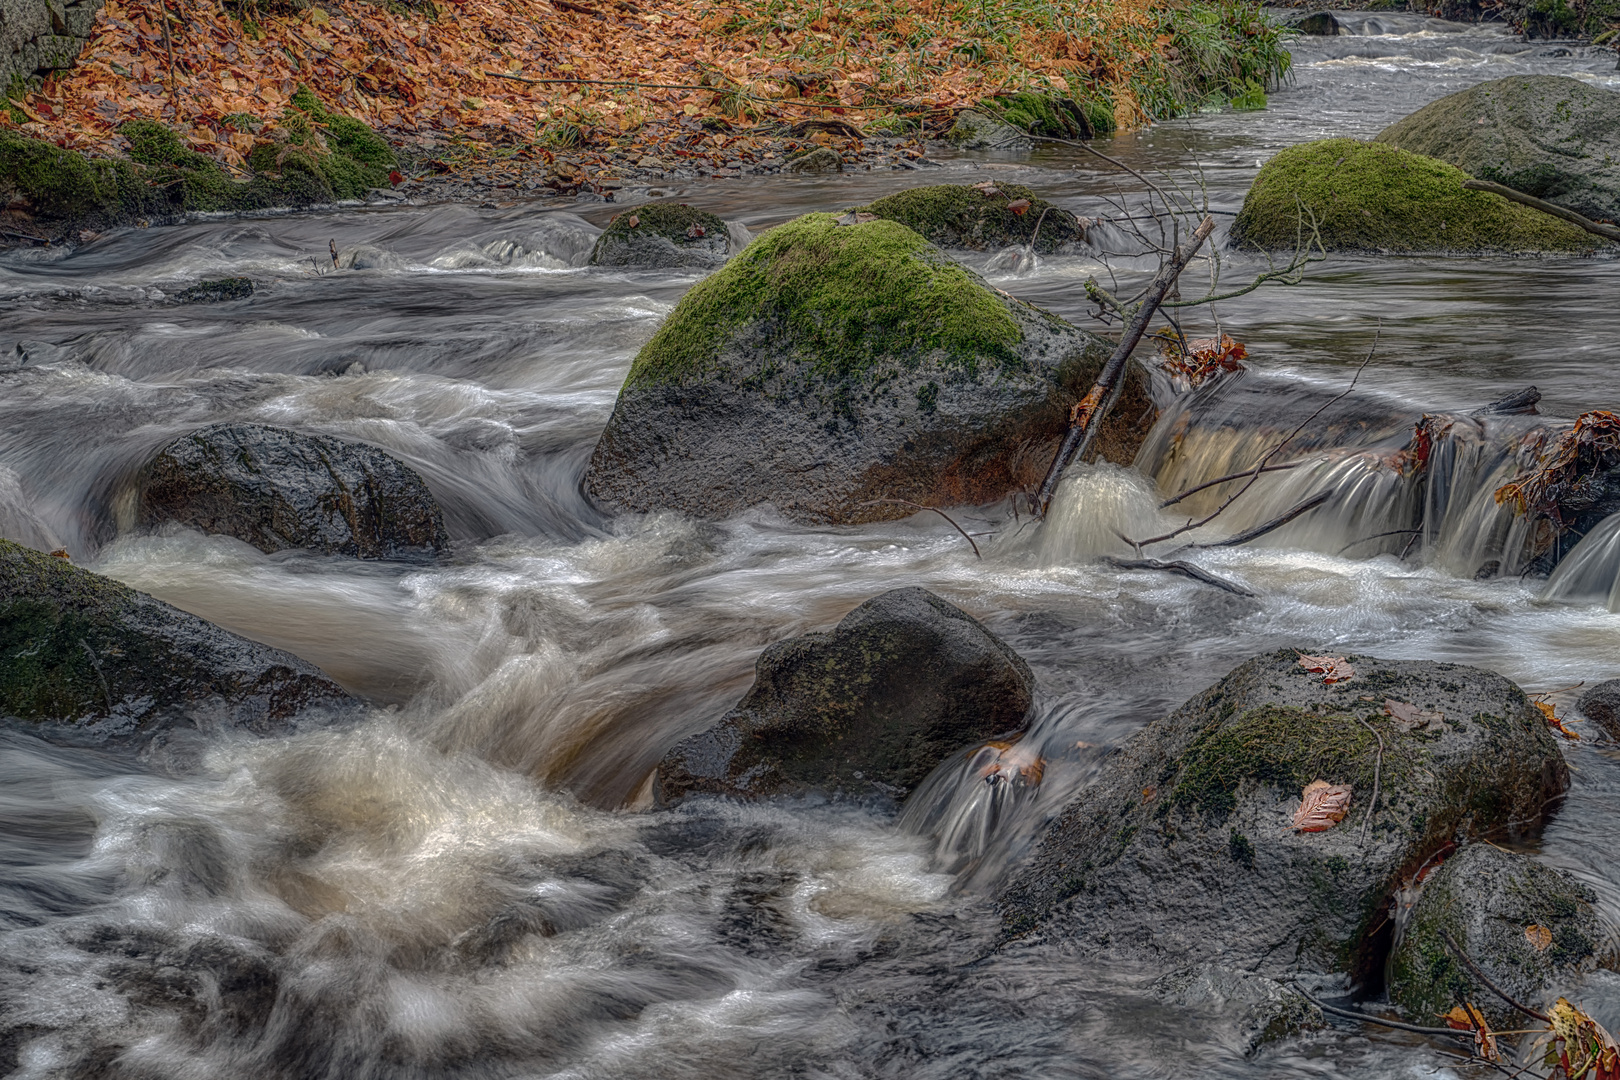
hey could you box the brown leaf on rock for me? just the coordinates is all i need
[1442,1003,1500,1062]
[685,223,706,238]
[975,739,1045,788]
[1293,779,1352,832]
[626,213,640,227]
[1534,696,1582,740]
[1385,699,1443,731]
[1006,197,1030,215]
[1297,652,1355,684]
[1526,924,1553,951]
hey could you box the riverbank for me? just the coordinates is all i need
[2,0,1290,241]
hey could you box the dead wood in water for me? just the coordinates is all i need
[1105,557,1256,596]
[1461,180,1620,244]
[1182,489,1334,550]
[1033,215,1217,517]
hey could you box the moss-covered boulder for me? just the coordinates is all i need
[590,202,729,269]
[655,587,1034,804]
[945,109,1031,150]
[583,212,1153,524]
[998,651,1569,983]
[1376,76,1620,226]
[856,183,1087,254]
[138,424,447,559]
[978,91,1113,139]
[0,87,395,238]
[0,538,356,745]
[1231,139,1597,254]
[1389,843,1603,1028]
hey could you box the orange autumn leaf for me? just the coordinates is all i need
[1297,653,1355,684]
[1526,924,1553,951]
[975,739,1045,788]
[1442,1003,1500,1063]
[1534,696,1582,740]
[1293,779,1352,832]
[1006,197,1031,215]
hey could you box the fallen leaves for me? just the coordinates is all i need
[1534,694,1582,740]
[1527,924,1554,951]
[1497,411,1620,527]
[833,210,877,226]
[1444,1003,1501,1063]
[1006,197,1031,215]
[1298,653,1355,684]
[1293,779,1352,832]
[1549,997,1620,1080]
[975,740,1045,789]
[1157,331,1247,388]
[1385,699,1443,731]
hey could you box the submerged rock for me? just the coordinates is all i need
[1231,138,1597,254]
[175,277,254,303]
[655,587,1034,804]
[138,424,448,559]
[856,183,1088,254]
[1152,964,1326,1055]
[1578,679,1620,739]
[1389,843,1602,1028]
[1377,76,1620,225]
[0,538,355,744]
[590,202,730,269]
[998,651,1569,984]
[584,212,1153,524]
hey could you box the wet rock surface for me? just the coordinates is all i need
[589,202,730,269]
[856,183,1088,254]
[1376,76,1620,224]
[1151,963,1326,1055]
[1388,843,1603,1028]
[655,587,1034,804]
[0,538,356,745]
[998,650,1570,983]
[174,277,253,303]
[584,212,1153,525]
[1578,678,1620,739]
[782,147,843,174]
[944,109,1031,150]
[138,424,448,559]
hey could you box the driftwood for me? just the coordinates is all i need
[1105,557,1256,597]
[1461,179,1620,243]
[1034,214,1218,516]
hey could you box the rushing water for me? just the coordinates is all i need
[5,15,1620,1078]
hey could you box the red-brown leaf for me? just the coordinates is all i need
[1293,779,1352,832]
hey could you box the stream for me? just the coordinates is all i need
[4,13,1620,1078]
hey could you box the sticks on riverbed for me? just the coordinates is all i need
[1033,215,1218,517]
[1461,179,1620,243]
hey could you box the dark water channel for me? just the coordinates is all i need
[3,16,1620,1078]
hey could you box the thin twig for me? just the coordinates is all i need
[1339,528,1424,555]
[1433,1050,1536,1080]
[1180,489,1333,549]
[1354,715,1384,845]
[857,499,981,558]
[1105,557,1257,596]
[1439,929,1552,1023]
[1290,984,1471,1038]
[1161,462,1305,508]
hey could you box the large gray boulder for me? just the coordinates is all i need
[0,538,356,745]
[584,212,1153,525]
[138,424,447,559]
[655,587,1034,804]
[998,651,1569,985]
[590,202,730,270]
[1376,76,1620,225]
[1389,843,1604,1028]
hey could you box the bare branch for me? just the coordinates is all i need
[1106,557,1256,596]
[1161,462,1304,508]
[857,499,981,559]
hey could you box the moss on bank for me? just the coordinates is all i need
[626,213,1023,388]
[857,183,1087,253]
[1231,138,1597,254]
[0,86,395,234]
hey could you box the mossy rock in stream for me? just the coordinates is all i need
[0,86,395,237]
[583,212,1155,524]
[1375,76,1620,226]
[0,538,356,746]
[1389,843,1603,1029]
[590,202,730,269]
[856,183,1088,254]
[1231,138,1598,255]
[998,650,1569,984]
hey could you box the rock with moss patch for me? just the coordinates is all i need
[1375,76,1620,226]
[998,650,1569,983]
[1289,11,1343,34]
[857,183,1087,254]
[1152,964,1326,1054]
[1389,843,1602,1028]
[138,424,447,559]
[946,110,1031,150]
[590,202,729,269]
[583,213,1153,524]
[655,587,1033,805]
[782,146,843,174]
[175,277,253,303]
[0,538,356,745]
[979,92,1110,139]
[1231,138,1597,254]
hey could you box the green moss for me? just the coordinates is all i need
[857,184,1087,254]
[1228,828,1255,868]
[1232,138,1597,254]
[1170,704,1410,822]
[626,213,1023,389]
[600,202,725,245]
[979,92,1081,138]
[0,128,158,224]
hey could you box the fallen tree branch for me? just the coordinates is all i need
[1161,462,1304,508]
[1180,489,1333,550]
[1354,715,1384,845]
[858,498,981,558]
[1105,557,1256,596]
[1439,928,1552,1023]
[1461,179,1620,243]
[1033,214,1218,517]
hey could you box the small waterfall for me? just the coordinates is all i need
[1545,512,1620,610]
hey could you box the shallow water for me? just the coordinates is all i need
[4,15,1620,1078]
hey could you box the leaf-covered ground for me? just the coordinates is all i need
[1,0,1289,172]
